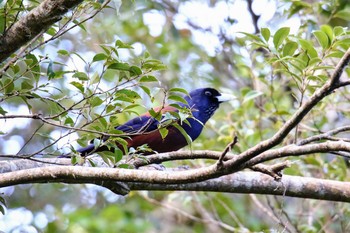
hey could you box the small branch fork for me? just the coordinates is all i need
[217,134,238,167]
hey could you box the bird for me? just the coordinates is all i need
[76,87,233,156]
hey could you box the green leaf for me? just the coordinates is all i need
[167,95,188,104]
[129,66,142,76]
[334,9,350,21]
[140,75,158,82]
[115,40,133,49]
[243,90,264,103]
[64,117,74,126]
[313,30,329,49]
[70,81,84,92]
[148,108,162,121]
[239,32,263,42]
[169,87,189,96]
[3,79,14,94]
[142,59,167,71]
[108,62,130,71]
[140,85,151,97]
[273,27,290,49]
[91,96,104,107]
[25,53,40,83]
[92,53,108,62]
[73,72,89,81]
[325,51,344,58]
[21,81,34,90]
[333,38,350,49]
[111,138,128,155]
[0,106,7,115]
[46,27,57,36]
[0,204,5,215]
[283,41,298,57]
[97,117,108,129]
[113,148,124,163]
[320,25,333,44]
[159,127,169,140]
[261,27,270,42]
[73,19,86,31]
[57,50,69,56]
[299,39,318,58]
[117,89,141,99]
[98,151,117,165]
[334,26,345,36]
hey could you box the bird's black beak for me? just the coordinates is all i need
[216,93,236,103]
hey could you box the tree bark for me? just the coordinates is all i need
[0,157,349,202]
[0,0,84,63]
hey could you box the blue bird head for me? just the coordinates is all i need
[177,87,234,141]
[184,87,234,124]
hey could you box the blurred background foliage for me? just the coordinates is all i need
[1,0,350,232]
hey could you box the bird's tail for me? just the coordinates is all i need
[58,144,96,158]
[76,144,96,156]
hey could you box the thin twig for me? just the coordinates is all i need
[217,134,238,167]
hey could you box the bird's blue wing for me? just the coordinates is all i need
[115,115,158,133]
[115,106,178,134]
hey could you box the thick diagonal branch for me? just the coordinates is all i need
[222,47,350,170]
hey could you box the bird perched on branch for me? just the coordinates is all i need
[76,87,234,156]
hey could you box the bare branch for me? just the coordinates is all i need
[298,125,350,145]
[217,134,238,166]
[127,172,350,203]
[0,160,349,202]
[247,140,350,166]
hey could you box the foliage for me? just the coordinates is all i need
[1,0,350,232]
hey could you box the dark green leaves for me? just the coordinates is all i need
[108,62,142,76]
[108,62,131,71]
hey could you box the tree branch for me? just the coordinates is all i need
[0,0,84,63]
[221,47,350,170]
[127,172,350,202]
[1,162,349,202]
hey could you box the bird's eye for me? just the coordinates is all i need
[204,91,212,96]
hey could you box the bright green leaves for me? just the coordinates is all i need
[167,87,189,105]
[239,25,350,101]
[313,30,329,49]
[141,59,167,71]
[243,90,264,104]
[273,27,290,49]
[261,28,270,42]
[283,41,298,57]
[73,72,89,81]
[139,75,158,82]
[92,53,108,62]
[313,25,333,50]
